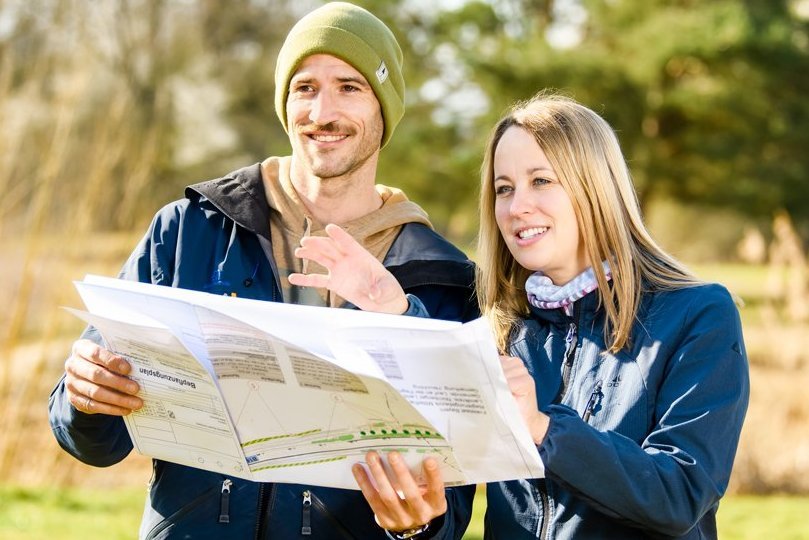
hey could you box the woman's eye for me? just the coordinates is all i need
[494,185,512,196]
[533,177,551,186]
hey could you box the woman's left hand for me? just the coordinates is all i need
[500,355,550,444]
[353,450,447,533]
[288,224,408,314]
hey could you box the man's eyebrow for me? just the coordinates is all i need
[336,76,370,87]
[289,74,371,88]
[290,74,314,85]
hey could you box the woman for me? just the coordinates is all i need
[289,92,750,539]
[477,93,749,539]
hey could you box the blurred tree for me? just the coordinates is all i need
[195,0,299,161]
[1,0,808,243]
[399,0,809,236]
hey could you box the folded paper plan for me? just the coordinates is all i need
[67,275,544,490]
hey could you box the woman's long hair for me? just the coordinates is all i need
[477,92,700,353]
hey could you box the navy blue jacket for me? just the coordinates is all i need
[485,284,749,539]
[49,163,478,539]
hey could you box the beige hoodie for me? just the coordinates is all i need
[261,156,432,307]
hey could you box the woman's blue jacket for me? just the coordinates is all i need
[485,283,749,539]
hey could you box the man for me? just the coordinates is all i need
[48,3,477,539]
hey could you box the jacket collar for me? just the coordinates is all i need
[186,163,271,239]
[528,288,601,325]
[185,163,476,293]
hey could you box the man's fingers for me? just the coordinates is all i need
[389,453,447,519]
[353,452,445,532]
[421,457,447,506]
[324,224,364,255]
[387,451,422,498]
[353,463,385,513]
[66,354,140,396]
[386,452,439,525]
[287,272,329,289]
[72,339,131,375]
[65,376,143,411]
[67,389,138,416]
[353,459,396,527]
[294,244,336,270]
[64,340,142,416]
[297,235,340,255]
[364,452,414,527]
[365,451,398,496]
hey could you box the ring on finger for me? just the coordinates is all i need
[85,396,93,411]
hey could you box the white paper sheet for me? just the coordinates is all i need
[69,275,544,489]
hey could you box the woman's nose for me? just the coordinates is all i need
[509,188,533,216]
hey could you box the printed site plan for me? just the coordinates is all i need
[67,275,544,490]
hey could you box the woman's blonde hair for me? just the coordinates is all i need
[477,92,700,353]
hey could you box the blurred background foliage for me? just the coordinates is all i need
[1,0,808,252]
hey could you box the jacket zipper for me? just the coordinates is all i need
[301,490,312,535]
[554,302,581,402]
[256,235,282,302]
[309,490,355,539]
[537,479,550,540]
[582,380,603,424]
[254,483,276,540]
[218,479,232,524]
[540,302,582,537]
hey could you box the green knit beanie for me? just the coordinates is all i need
[274,2,405,148]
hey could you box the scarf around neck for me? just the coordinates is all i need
[526,260,612,315]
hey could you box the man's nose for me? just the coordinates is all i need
[309,90,339,125]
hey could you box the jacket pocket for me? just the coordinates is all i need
[144,483,220,540]
[306,489,356,539]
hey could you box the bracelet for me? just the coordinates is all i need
[385,522,430,540]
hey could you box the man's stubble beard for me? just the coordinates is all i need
[295,117,384,181]
[305,142,377,181]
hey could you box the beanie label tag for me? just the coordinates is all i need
[375,61,389,84]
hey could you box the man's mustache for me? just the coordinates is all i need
[296,122,351,134]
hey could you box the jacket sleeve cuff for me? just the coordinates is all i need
[536,404,579,463]
[384,512,445,539]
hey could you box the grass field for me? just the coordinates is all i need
[1,252,808,536]
[1,485,808,540]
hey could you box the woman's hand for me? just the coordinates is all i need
[500,355,550,444]
[288,224,408,315]
[353,450,447,534]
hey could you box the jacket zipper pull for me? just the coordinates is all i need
[301,490,312,535]
[565,321,577,346]
[564,322,578,362]
[582,381,603,423]
[218,479,232,524]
